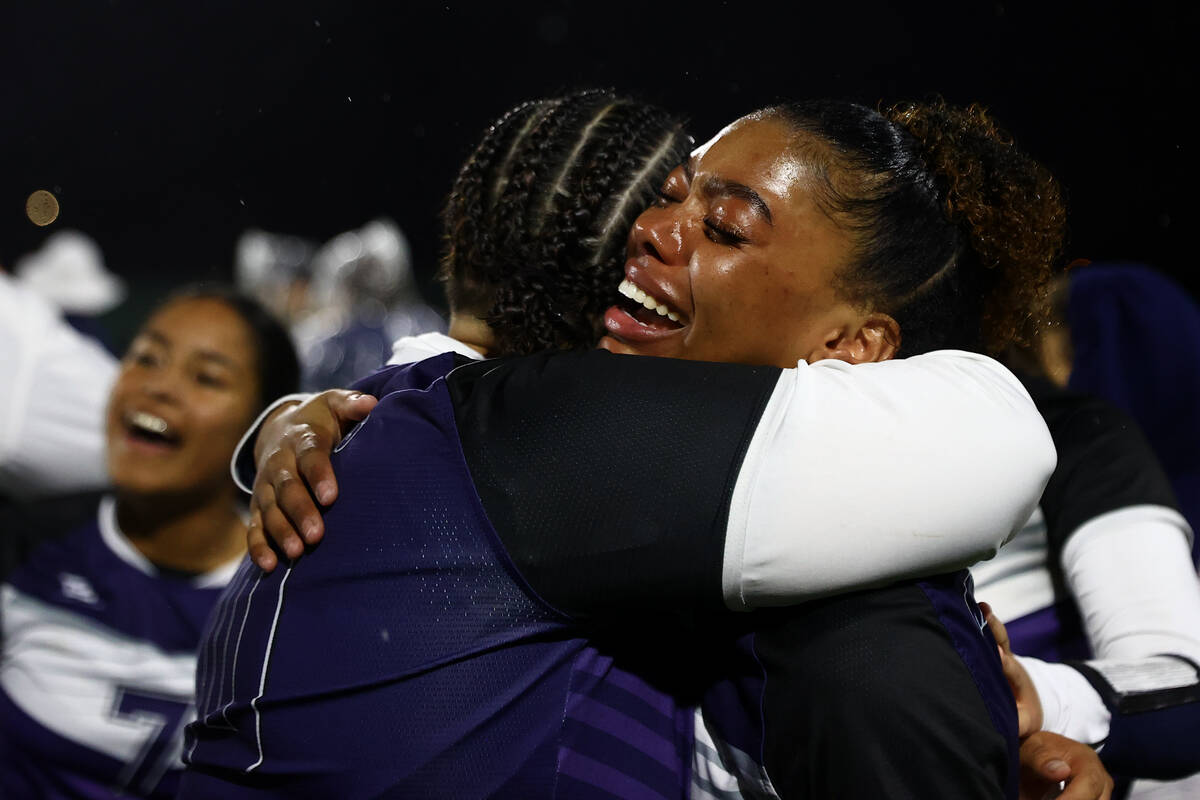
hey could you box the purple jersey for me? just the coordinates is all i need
[184,351,1019,799]
[1,497,238,799]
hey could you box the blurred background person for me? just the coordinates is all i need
[0,286,299,799]
[234,228,317,332]
[980,263,1200,798]
[1039,262,1200,563]
[288,219,444,390]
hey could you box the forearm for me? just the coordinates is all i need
[726,350,1055,608]
[1024,509,1200,778]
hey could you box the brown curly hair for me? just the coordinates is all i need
[768,99,1066,355]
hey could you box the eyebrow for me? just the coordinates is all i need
[700,176,774,226]
[141,328,240,369]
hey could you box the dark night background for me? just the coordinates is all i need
[2,0,1195,344]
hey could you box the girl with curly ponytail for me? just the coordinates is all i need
[232,96,1093,800]
[604,98,1066,366]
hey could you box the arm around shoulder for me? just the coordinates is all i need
[726,350,1056,608]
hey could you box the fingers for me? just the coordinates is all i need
[1019,732,1113,800]
[252,475,307,562]
[272,460,325,546]
[246,506,278,572]
[326,390,379,434]
[1057,769,1114,800]
[981,600,1042,736]
[247,388,369,568]
[1054,756,1114,800]
[981,601,1012,655]
[280,389,374,507]
[295,429,339,507]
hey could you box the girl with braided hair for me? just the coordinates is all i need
[432,89,693,358]
[194,98,1114,798]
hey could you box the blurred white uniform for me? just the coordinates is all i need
[0,273,117,497]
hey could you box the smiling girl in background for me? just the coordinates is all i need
[0,286,298,799]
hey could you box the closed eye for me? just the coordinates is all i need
[655,188,683,206]
[704,219,748,246]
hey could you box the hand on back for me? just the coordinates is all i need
[247,390,378,571]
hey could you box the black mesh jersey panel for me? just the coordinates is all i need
[1021,374,1182,553]
[446,350,780,622]
[753,579,1012,800]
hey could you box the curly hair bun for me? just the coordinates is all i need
[886,100,1067,353]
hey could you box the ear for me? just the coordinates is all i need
[820,313,900,364]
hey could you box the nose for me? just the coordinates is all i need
[631,205,691,267]
[138,365,181,406]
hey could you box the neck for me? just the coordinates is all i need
[447,311,495,357]
[115,488,246,574]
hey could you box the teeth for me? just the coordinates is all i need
[618,279,683,323]
[128,411,169,435]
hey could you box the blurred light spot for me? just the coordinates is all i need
[26,190,60,227]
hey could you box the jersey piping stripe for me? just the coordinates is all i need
[247,561,294,772]
[220,568,264,728]
[216,564,258,715]
[199,563,253,717]
[199,563,251,717]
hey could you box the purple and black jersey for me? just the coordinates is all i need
[0,496,237,799]
[184,350,1019,799]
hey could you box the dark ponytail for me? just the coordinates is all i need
[768,99,1066,356]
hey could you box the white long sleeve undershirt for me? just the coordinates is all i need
[1015,506,1200,744]
[233,335,1055,608]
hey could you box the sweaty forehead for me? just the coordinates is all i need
[691,116,818,209]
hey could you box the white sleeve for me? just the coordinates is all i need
[1017,655,1112,743]
[1019,507,1200,741]
[0,276,118,497]
[1063,506,1200,661]
[723,350,1056,609]
[387,332,486,366]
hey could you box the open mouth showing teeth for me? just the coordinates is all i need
[616,279,684,328]
[124,410,180,446]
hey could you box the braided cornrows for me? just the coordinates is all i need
[438,90,692,355]
[439,99,558,314]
